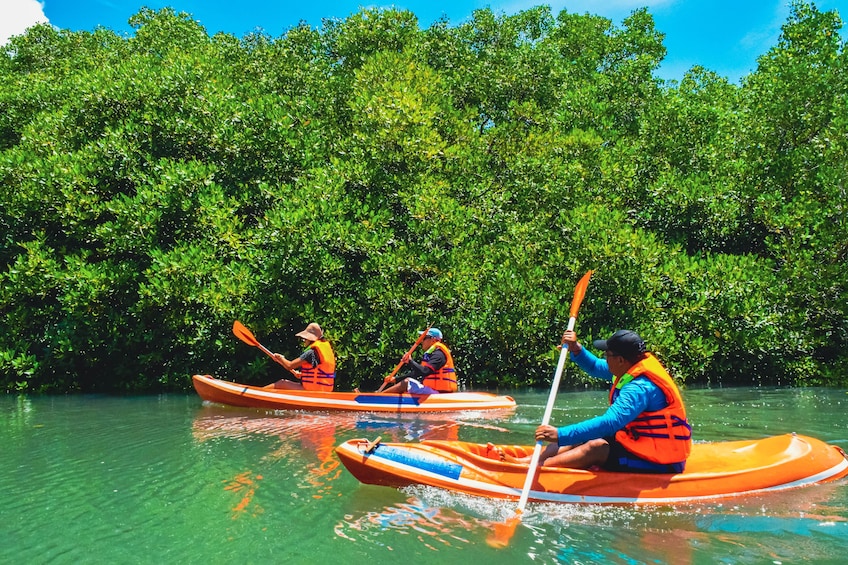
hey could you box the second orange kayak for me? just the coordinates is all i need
[335,433,848,504]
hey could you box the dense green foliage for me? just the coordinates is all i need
[1,2,846,393]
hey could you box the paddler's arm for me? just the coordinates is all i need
[562,330,613,382]
[271,351,307,376]
[388,350,442,384]
[550,378,663,446]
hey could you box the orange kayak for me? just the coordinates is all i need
[192,374,516,413]
[335,434,848,504]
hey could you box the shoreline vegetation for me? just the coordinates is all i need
[1,2,846,393]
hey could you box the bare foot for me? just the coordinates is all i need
[485,442,506,461]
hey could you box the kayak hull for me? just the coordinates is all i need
[335,434,848,504]
[191,374,516,413]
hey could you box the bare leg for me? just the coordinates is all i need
[381,380,409,394]
[541,438,609,469]
[502,438,609,469]
[265,379,304,390]
[502,442,564,465]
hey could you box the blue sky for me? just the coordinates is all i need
[3,0,847,83]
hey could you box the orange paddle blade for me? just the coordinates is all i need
[569,270,594,319]
[486,513,522,549]
[233,320,260,347]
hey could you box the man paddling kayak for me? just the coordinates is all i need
[497,329,691,473]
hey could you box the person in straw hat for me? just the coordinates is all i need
[267,322,336,391]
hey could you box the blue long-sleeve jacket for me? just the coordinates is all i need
[556,347,668,447]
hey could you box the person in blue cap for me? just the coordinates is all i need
[381,327,458,394]
[496,329,691,472]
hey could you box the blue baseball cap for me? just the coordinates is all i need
[419,328,443,340]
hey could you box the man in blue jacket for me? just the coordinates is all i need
[498,329,690,473]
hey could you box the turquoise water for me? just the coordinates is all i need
[1,387,846,564]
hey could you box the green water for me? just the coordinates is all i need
[1,387,846,564]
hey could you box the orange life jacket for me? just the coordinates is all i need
[300,339,336,392]
[421,342,457,393]
[610,353,691,464]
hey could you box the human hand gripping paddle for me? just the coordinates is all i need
[232,320,298,377]
[376,323,433,393]
[487,270,594,549]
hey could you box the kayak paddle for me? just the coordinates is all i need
[233,320,298,376]
[376,323,433,392]
[487,269,594,549]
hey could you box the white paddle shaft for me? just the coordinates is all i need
[516,315,576,512]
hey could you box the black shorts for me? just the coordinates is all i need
[601,435,685,474]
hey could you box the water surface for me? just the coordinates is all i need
[1,387,846,564]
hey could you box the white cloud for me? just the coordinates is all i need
[1,0,50,45]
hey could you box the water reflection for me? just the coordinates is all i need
[335,499,476,550]
[192,405,358,513]
[189,404,511,519]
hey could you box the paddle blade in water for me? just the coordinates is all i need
[486,513,522,549]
